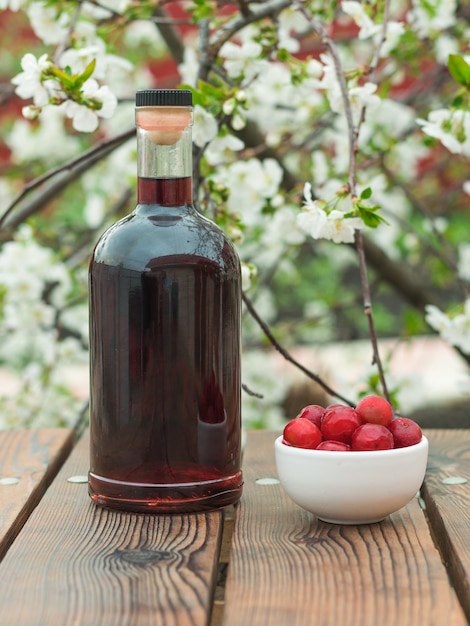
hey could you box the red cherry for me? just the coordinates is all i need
[389,417,422,448]
[316,440,351,451]
[283,418,322,449]
[351,423,394,451]
[321,405,363,444]
[296,404,325,429]
[355,395,393,427]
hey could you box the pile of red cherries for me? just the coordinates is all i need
[282,395,422,451]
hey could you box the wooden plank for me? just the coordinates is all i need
[0,428,74,560]
[223,430,468,626]
[421,429,470,623]
[0,429,223,626]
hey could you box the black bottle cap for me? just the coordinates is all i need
[136,89,192,107]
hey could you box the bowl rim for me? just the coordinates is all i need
[274,434,429,459]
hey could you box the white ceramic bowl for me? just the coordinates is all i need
[274,435,429,524]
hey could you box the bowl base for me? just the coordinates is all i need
[318,515,386,525]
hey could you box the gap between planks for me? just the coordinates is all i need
[210,505,236,626]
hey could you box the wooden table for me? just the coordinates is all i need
[0,428,469,626]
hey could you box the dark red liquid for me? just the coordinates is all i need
[88,177,243,512]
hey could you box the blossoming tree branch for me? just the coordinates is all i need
[0,0,469,429]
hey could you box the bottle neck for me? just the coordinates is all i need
[136,106,193,205]
[137,177,192,205]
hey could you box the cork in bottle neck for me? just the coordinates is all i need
[135,106,192,146]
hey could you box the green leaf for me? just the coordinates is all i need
[360,187,372,200]
[75,59,96,89]
[359,210,383,228]
[277,48,290,63]
[178,84,202,105]
[186,0,217,22]
[197,79,226,100]
[47,65,75,89]
[355,201,388,228]
[452,92,465,108]
[448,54,470,87]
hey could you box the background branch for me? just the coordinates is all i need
[0,127,135,232]
[243,292,355,406]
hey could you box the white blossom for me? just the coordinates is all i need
[445,303,470,354]
[277,6,310,52]
[205,133,245,166]
[7,106,80,164]
[250,63,293,105]
[423,216,448,235]
[0,224,87,428]
[297,183,363,244]
[425,304,452,333]
[11,53,53,107]
[297,199,328,239]
[417,109,470,157]
[59,42,133,83]
[0,226,71,308]
[82,0,130,19]
[222,98,236,116]
[241,263,257,291]
[425,301,470,354]
[220,41,266,81]
[0,226,71,362]
[243,58,322,139]
[62,79,117,132]
[84,194,106,229]
[193,105,218,147]
[311,150,330,186]
[379,21,405,57]
[463,181,470,196]
[21,105,40,120]
[342,1,380,39]
[457,244,470,282]
[324,210,364,243]
[350,82,380,113]
[318,57,380,121]
[317,54,342,112]
[0,0,24,9]
[212,158,283,224]
[258,158,284,198]
[231,112,247,131]
[433,34,458,65]
[83,141,134,197]
[178,47,199,87]
[245,204,306,271]
[408,0,457,38]
[342,2,404,55]
[124,20,166,49]
[0,178,15,215]
[306,58,324,79]
[27,1,70,45]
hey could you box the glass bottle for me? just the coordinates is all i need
[88,89,243,513]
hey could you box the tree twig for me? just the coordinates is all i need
[208,0,292,57]
[294,0,392,402]
[0,127,135,230]
[242,292,355,406]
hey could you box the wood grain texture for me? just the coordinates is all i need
[0,428,74,560]
[223,430,468,626]
[0,429,223,626]
[422,429,470,623]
